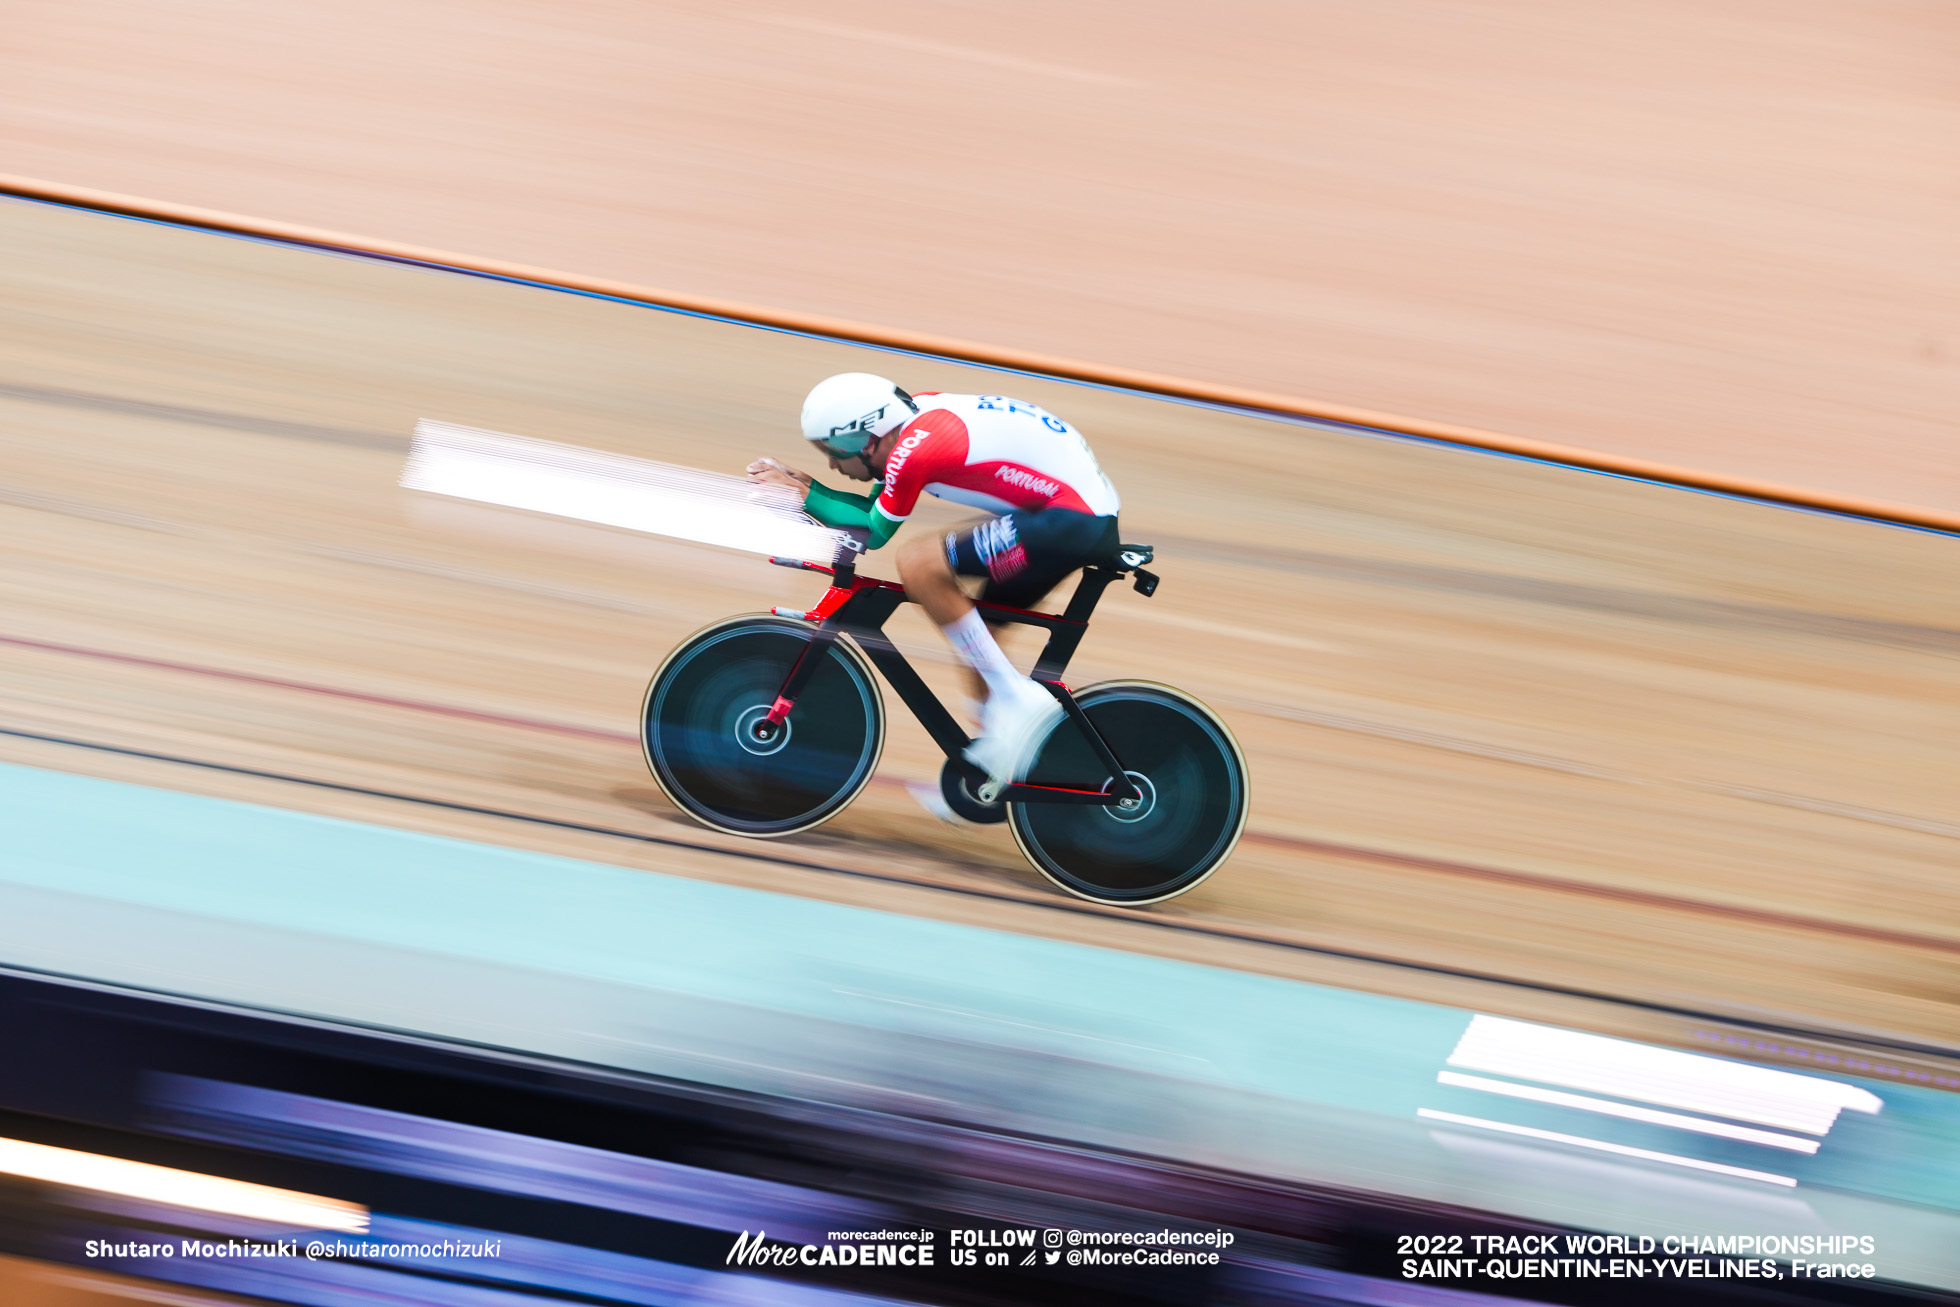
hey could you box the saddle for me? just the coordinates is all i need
[1109,542,1158,596]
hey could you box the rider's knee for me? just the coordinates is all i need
[896,533,951,585]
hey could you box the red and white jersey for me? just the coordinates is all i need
[873,393,1120,525]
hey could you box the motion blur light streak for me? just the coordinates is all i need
[1447,1016,1883,1135]
[1415,1111,1799,1187]
[1691,1029,1960,1089]
[1434,1072,1820,1152]
[151,1077,885,1240]
[401,420,849,561]
[0,1136,368,1232]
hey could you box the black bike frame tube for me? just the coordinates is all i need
[772,565,1135,802]
[1039,680,1139,802]
[856,640,1126,802]
[830,584,908,629]
[851,629,973,762]
[1000,782,1125,805]
[971,601,1081,631]
[1032,567,1120,679]
[817,586,977,764]
[1061,566,1121,625]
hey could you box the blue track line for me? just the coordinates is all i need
[9,191,1955,543]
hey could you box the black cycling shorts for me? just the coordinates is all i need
[944,508,1120,611]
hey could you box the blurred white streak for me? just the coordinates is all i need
[151,1077,881,1241]
[1426,1130,1822,1223]
[1447,1016,1882,1136]
[752,15,1139,87]
[1434,1071,1819,1152]
[0,1135,368,1232]
[401,420,849,562]
[1416,1110,1798,1187]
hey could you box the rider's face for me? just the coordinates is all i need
[826,437,881,481]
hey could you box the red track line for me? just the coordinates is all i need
[14,628,1955,956]
[1241,829,1960,956]
[0,631,947,776]
[11,718,1960,1066]
[0,632,639,745]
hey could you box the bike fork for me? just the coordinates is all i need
[760,625,841,730]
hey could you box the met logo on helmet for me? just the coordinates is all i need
[829,406,887,441]
[803,373,916,454]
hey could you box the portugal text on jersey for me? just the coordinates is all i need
[872,394,1120,524]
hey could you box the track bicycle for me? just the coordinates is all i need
[640,541,1248,905]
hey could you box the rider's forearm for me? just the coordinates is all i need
[802,480,877,529]
[865,512,901,550]
[804,481,902,549]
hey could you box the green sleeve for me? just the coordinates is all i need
[803,479,875,527]
[804,480,902,549]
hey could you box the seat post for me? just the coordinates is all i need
[1061,565,1120,624]
[1033,566,1119,680]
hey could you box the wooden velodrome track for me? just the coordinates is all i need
[3,197,1957,1065]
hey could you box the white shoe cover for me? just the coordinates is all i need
[965,680,1065,788]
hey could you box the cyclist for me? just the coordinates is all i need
[746,372,1121,792]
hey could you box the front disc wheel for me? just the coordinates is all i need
[642,616,883,837]
[1008,682,1247,905]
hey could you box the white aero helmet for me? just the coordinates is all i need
[801,373,918,458]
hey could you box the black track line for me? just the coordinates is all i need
[0,380,402,451]
[5,722,1958,1066]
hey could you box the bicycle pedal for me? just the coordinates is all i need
[1131,567,1159,597]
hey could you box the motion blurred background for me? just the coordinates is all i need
[1,2,1957,1304]
[6,0,1958,507]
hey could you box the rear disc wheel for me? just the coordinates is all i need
[1008,682,1247,905]
[642,616,883,836]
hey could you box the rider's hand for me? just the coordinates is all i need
[746,457,813,493]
